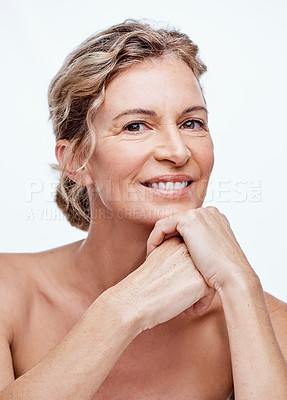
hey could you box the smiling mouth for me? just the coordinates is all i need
[141,181,193,190]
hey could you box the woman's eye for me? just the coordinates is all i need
[181,119,205,130]
[124,122,147,133]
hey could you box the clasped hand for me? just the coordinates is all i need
[109,207,255,331]
[147,206,254,300]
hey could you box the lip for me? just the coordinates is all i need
[141,174,193,185]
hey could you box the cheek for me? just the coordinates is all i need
[92,142,150,180]
[194,140,214,177]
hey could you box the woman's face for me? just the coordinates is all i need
[87,55,214,226]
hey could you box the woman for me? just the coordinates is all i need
[0,19,286,399]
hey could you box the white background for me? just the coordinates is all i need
[1,0,286,302]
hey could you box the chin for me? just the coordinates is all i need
[115,202,202,227]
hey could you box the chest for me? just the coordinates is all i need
[11,294,233,399]
[92,344,233,400]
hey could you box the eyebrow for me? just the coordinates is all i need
[113,106,208,121]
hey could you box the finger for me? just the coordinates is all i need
[220,213,230,226]
[184,305,195,316]
[192,288,215,316]
[183,288,215,317]
[162,232,183,241]
[146,216,180,257]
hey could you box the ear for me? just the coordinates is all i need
[55,139,93,186]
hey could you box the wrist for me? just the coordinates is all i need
[98,288,145,337]
[214,262,261,294]
[216,265,264,310]
[216,267,271,335]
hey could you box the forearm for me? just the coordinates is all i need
[219,273,287,400]
[0,290,141,400]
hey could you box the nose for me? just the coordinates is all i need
[153,125,191,166]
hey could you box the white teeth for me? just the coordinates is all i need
[165,182,174,190]
[146,181,189,190]
[174,182,183,190]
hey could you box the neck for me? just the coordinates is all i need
[73,215,153,294]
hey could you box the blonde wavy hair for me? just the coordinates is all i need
[48,19,207,231]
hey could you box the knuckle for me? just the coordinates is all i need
[205,206,219,214]
[188,208,202,221]
[154,219,163,227]
[221,213,230,225]
[184,208,198,219]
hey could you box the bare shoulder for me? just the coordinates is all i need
[0,252,34,294]
[0,242,81,338]
[264,291,287,360]
[0,239,84,311]
[0,251,41,296]
[0,251,40,288]
[0,252,37,342]
[264,291,287,320]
